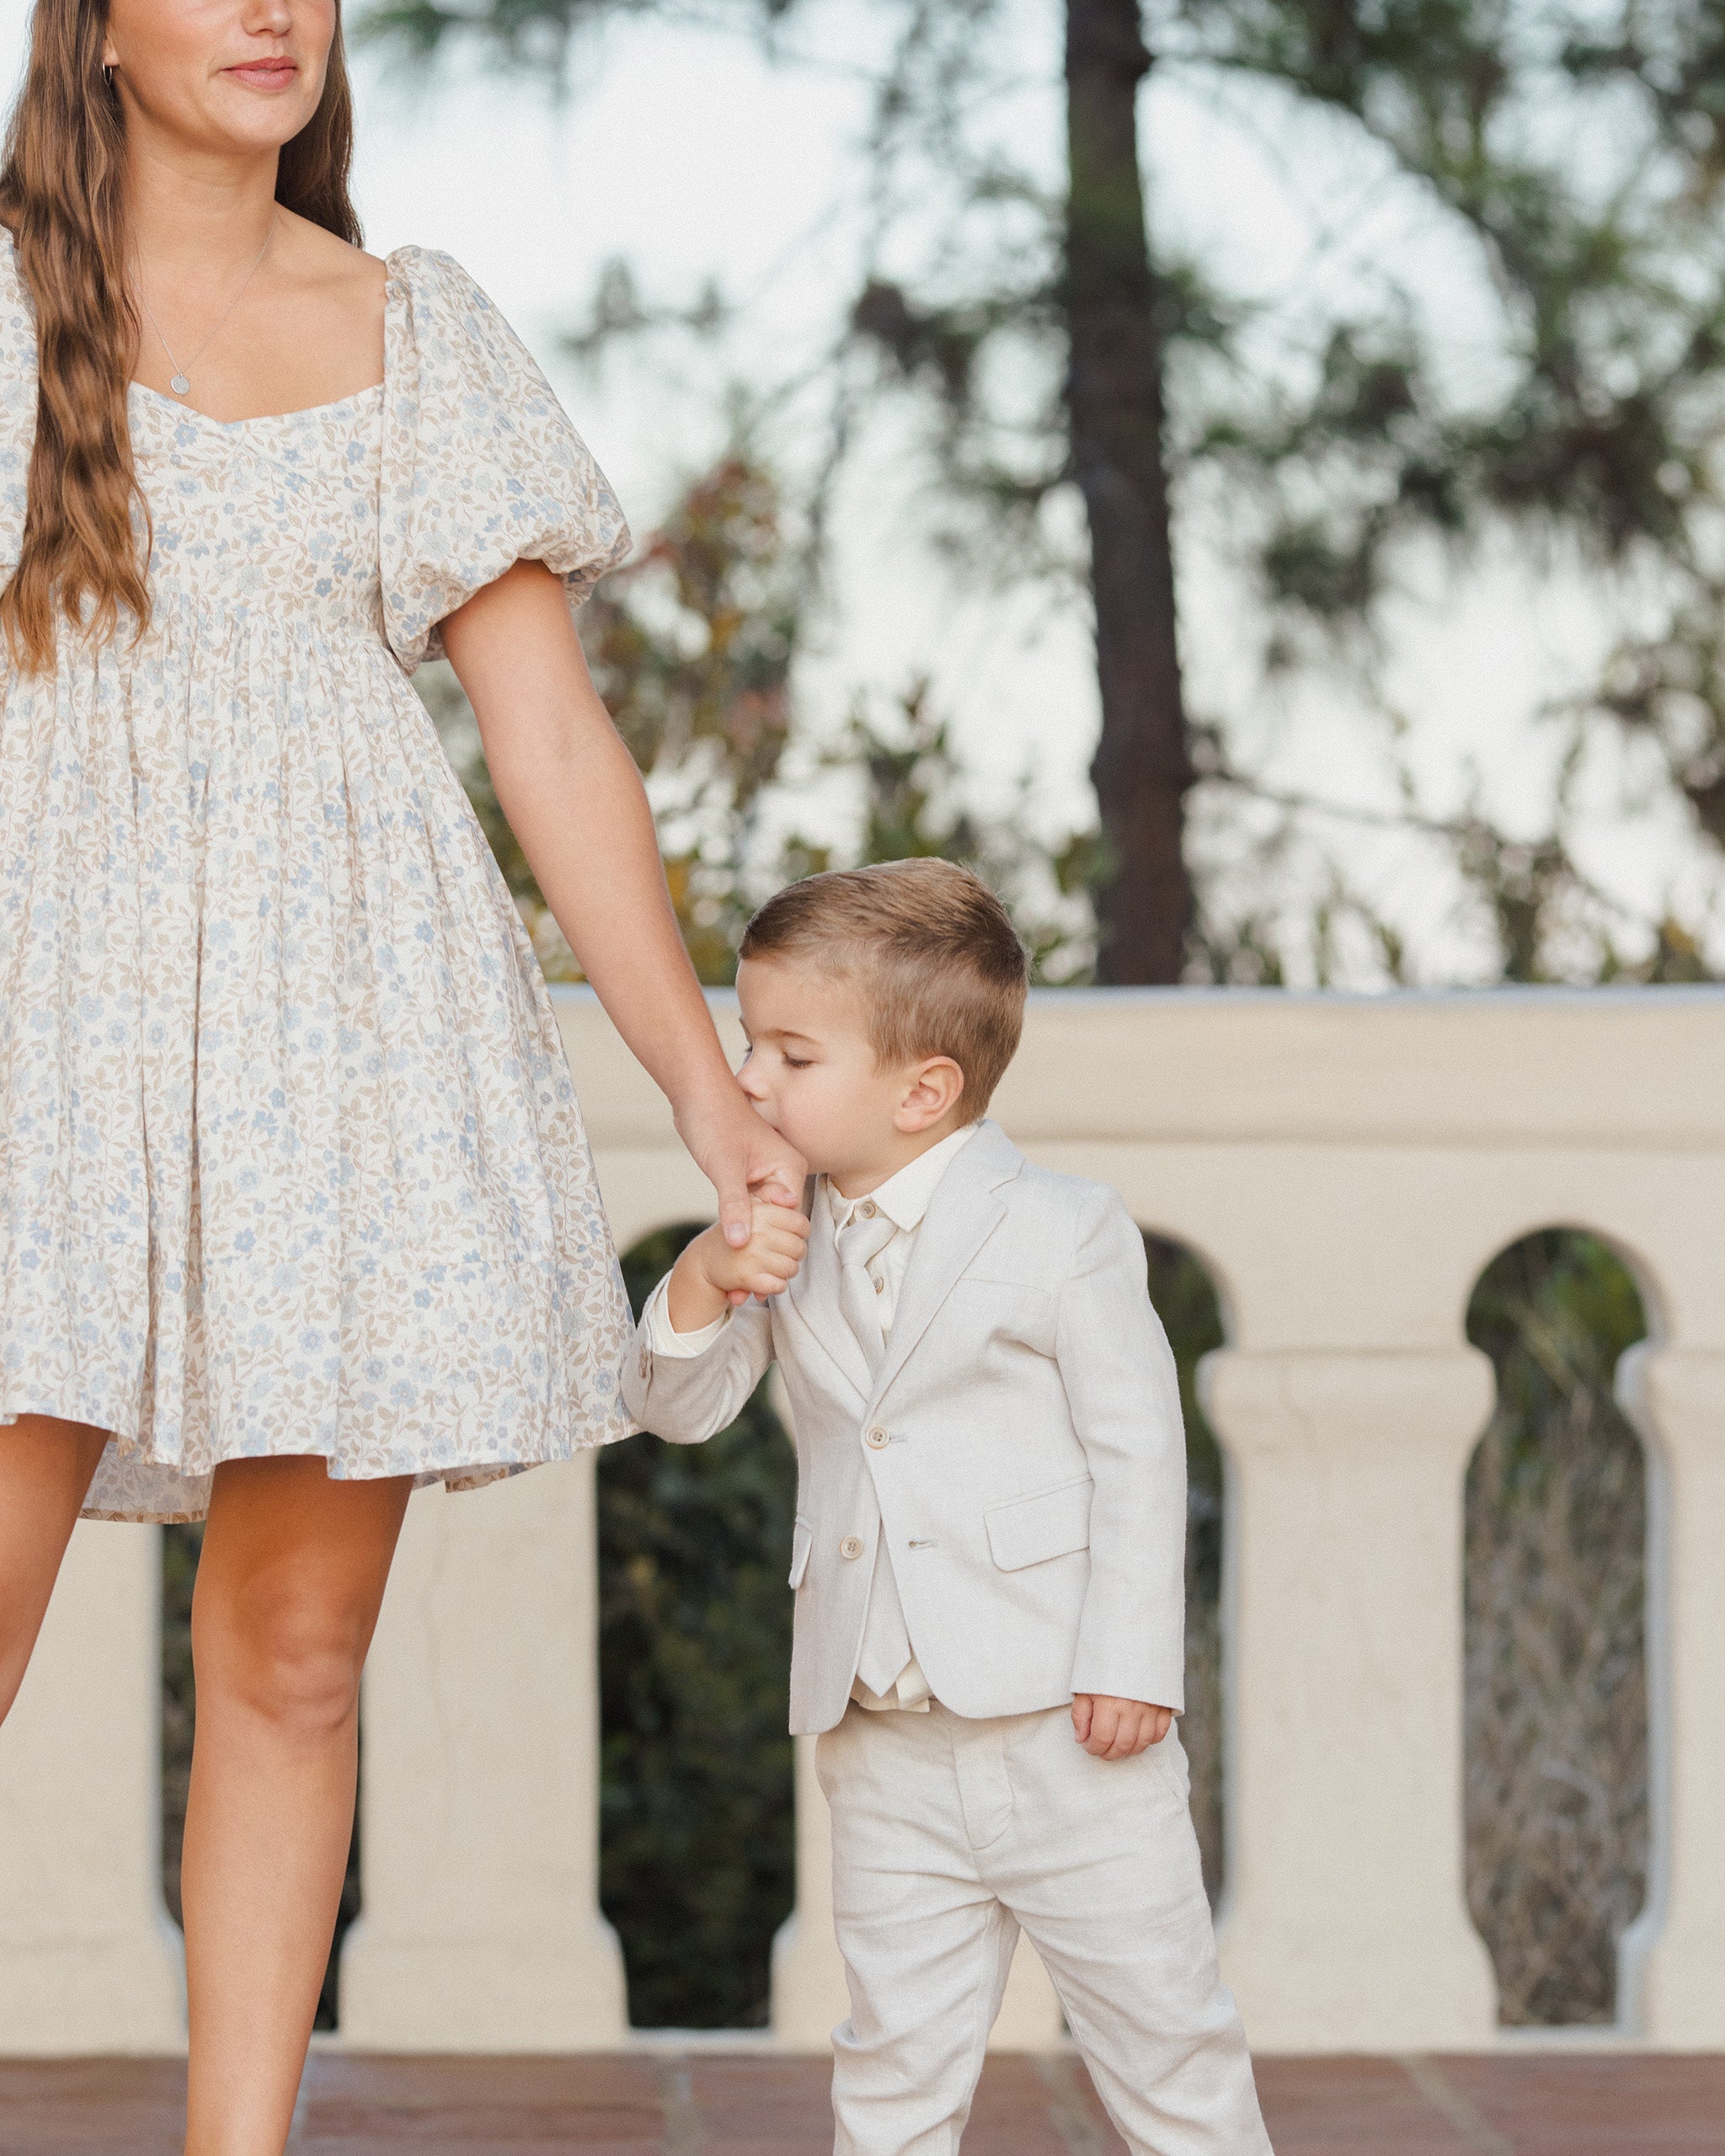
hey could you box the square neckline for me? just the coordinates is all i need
[105,240,414,431]
[126,375,387,430]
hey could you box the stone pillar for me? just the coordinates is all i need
[339,1460,629,2049]
[1206,1347,1499,2052]
[0,1522,184,2054]
[1618,1346,1725,2046]
[770,1732,1062,2052]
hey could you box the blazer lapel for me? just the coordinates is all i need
[869,1120,1024,1408]
[783,1178,873,1404]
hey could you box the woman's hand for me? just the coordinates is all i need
[676,1083,806,1251]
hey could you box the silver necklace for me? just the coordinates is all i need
[136,216,277,398]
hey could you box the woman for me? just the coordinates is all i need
[0,0,801,2146]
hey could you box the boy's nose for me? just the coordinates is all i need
[737,1059,768,1101]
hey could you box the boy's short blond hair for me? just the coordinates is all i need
[740,859,1028,1117]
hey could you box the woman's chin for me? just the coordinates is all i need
[201,88,323,152]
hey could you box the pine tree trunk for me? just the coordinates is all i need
[1066,0,1192,984]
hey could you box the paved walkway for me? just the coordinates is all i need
[3,2050,1723,2153]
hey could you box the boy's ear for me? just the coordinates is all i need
[896,1055,966,1133]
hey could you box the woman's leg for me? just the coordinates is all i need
[0,1416,111,1723]
[181,1456,413,2156]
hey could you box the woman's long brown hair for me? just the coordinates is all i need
[0,3,363,672]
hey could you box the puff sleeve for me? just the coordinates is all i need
[379,246,630,673]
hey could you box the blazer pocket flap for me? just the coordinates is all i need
[788,1518,814,1591]
[985,1475,1094,1572]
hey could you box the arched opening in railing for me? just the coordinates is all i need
[1142,1232,1228,1903]
[601,1222,797,2030]
[1463,1227,1651,2027]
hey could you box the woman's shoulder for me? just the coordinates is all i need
[383,244,506,335]
[384,243,482,294]
[382,246,558,404]
[276,207,386,279]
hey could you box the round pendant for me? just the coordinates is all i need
[169,373,190,397]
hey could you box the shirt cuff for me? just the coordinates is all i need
[643,1273,732,1358]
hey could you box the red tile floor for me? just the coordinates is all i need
[2,2049,1722,2154]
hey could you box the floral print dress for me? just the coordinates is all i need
[0,237,637,1522]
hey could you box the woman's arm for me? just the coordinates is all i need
[440,559,804,1243]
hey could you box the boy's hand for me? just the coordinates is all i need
[1071,1694,1173,1759]
[665,1200,810,1333]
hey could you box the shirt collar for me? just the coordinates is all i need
[826,1123,980,1235]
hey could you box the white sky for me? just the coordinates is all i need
[0,0,1717,981]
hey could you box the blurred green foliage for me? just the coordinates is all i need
[1466,1231,1649,1465]
[1464,1230,1650,2025]
[421,455,1098,994]
[1146,1235,1228,1897]
[160,1524,198,1945]
[375,0,1725,985]
[1146,1235,1226,1603]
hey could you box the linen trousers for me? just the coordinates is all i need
[816,1701,1273,2156]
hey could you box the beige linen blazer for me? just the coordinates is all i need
[622,1119,1188,1737]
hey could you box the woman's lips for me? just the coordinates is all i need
[227,59,297,88]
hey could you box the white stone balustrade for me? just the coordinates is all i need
[2,988,1720,2056]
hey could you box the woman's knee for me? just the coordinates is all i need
[194,1589,367,1738]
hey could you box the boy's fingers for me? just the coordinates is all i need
[755,1228,809,1260]
[1076,1697,1172,1759]
[751,1204,810,1240]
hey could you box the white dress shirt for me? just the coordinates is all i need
[645,1121,980,1710]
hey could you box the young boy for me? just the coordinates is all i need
[623,859,1272,2156]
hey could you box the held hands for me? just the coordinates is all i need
[666,1200,812,1332]
[1071,1694,1174,1760]
[676,1086,805,1252]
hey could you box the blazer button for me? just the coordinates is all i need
[864,1426,889,1449]
[840,1535,864,1560]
